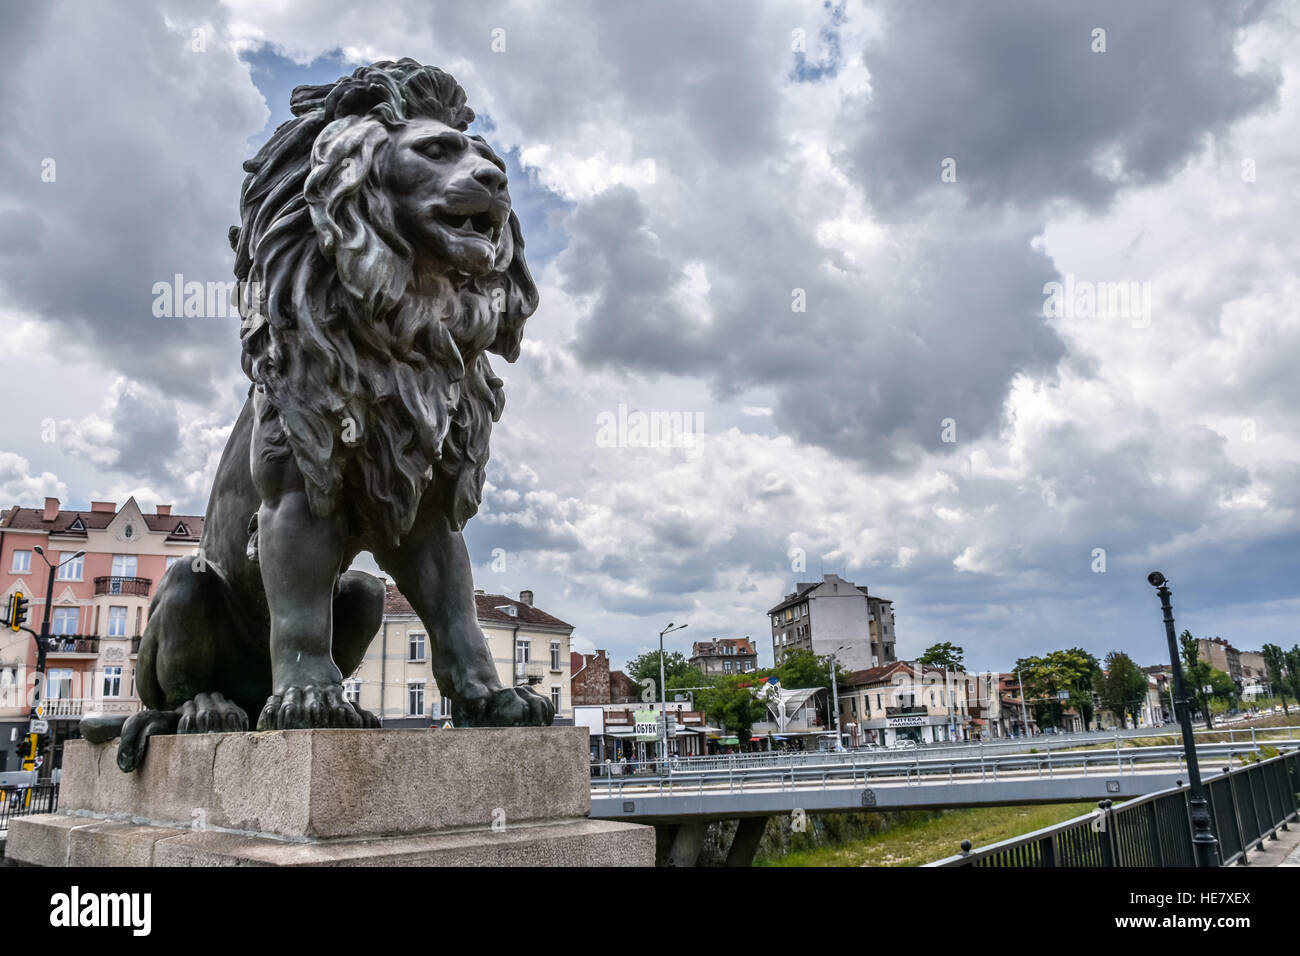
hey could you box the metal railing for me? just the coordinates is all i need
[93,575,151,596]
[0,783,60,830]
[928,750,1300,867]
[41,697,144,718]
[590,739,1300,798]
[45,635,101,655]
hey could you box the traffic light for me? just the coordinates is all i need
[18,732,37,770]
[8,591,28,632]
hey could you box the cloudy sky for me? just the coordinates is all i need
[2,0,1298,673]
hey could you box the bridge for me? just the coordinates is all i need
[589,728,1300,866]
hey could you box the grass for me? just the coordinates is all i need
[757,802,1096,867]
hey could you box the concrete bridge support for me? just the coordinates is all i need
[663,821,707,867]
[724,816,769,867]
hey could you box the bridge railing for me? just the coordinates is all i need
[590,724,1300,778]
[926,750,1300,867]
[591,739,1300,797]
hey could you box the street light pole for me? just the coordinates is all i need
[658,622,687,768]
[1149,571,1220,867]
[28,547,84,773]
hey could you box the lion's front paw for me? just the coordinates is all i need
[257,683,364,730]
[460,686,554,728]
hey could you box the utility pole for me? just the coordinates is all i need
[828,651,843,750]
[1149,571,1220,867]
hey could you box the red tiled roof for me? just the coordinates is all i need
[842,660,915,686]
[1,505,203,540]
[383,583,573,630]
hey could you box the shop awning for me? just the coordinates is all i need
[719,736,740,745]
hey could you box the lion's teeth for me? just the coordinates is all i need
[461,218,474,231]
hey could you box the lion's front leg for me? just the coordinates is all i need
[251,410,361,731]
[376,514,554,728]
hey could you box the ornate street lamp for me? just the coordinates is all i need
[1148,571,1220,867]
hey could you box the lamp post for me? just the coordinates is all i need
[29,547,84,771]
[1148,571,1220,867]
[658,622,687,768]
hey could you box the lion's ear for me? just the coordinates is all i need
[489,211,538,363]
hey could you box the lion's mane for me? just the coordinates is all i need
[231,59,537,546]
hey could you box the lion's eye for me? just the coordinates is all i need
[420,142,444,161]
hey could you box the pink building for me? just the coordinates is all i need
[0,497,203,772]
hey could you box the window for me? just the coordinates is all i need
[723,660,733,674]
[57,552,83,580]
[51,607,78,636]
[111,554,138,578]
[343,679,361,705]
[551,685,561,711]
[407,681,425,717]
[11,550,30,572]
[408,632,426,662]
[107,606,127,637]
[103,666,122,698]
[550,641,561,670]
[135,607,143,636]
[441,697,453,721]
[784,609,792,622]
[516,640,531,663]
[850,697,857,716]
[46,669,73,699]
[876,694,882,710]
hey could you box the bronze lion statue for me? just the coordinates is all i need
[83,59,550,771]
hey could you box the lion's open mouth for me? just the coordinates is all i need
[435,209,501,245]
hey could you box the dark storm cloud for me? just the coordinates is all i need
[0,2,265,403]
[843,0,1281,214]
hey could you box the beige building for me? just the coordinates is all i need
[838,661,972,746]
[347,585,574,726]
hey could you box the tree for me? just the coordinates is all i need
[1179,630,1214,729]
[1262,644,1290,715]
[695,675,767,745]
[774,648,848,694]
[625,650,694,690]
[1100,652,1149,728]
[1014,648,1102,730]
[918,641,965,670]
[1285,646,1300,708]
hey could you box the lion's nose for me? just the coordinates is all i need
[472,162,507,195]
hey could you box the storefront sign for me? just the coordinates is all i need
[886,715,925,727]
[634,710,660,740]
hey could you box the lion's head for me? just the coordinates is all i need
[231,60,538,545]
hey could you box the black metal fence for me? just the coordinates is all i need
[930,750,1300,867]
[0,784,60,831]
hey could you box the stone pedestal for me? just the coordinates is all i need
[8,727,652,866]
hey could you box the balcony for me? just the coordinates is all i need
[514,661,546,685]
[46,635,100,658]
[885,705,929,717]
[94,576,152,597]
[42,697,143,719]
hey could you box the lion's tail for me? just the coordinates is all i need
[80,713,128,744]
